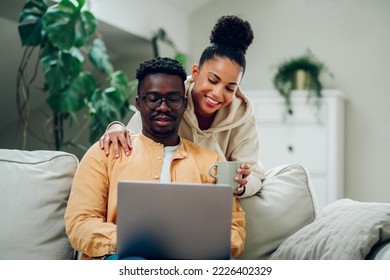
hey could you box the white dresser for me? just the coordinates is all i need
[246,90,345,209]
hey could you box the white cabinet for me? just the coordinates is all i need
[246,90,345,209]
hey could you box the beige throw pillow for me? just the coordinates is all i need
[0,149,79,260]
[270,199,390,260]
[238,164,318,259]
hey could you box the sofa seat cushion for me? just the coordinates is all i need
[0,149,79,260]
[270,199,390,260]
[238,164,318,259]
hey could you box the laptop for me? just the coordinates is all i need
[117,181,233,260]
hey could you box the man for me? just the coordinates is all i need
[65,57,246,260]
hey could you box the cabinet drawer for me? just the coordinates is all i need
[251,97,327,123]
[258,125,327,173]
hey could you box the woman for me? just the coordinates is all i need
[99,15,265,197]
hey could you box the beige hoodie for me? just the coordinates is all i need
[128,76,265,197]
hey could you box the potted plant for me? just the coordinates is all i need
[16,0,135,151]
[272,49,333,115]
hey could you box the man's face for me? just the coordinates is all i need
[136,73,186,145]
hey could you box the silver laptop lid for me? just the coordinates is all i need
[117,181,233,260]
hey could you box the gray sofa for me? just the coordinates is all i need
[0,149,389,260]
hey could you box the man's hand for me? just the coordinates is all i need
[98,123,132,158]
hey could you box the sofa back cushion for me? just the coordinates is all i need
[238,164,318,259]
[0,149,79,260]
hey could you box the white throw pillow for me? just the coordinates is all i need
[0,149,79,260]
[238,163,318,259]
[270,199,390,260]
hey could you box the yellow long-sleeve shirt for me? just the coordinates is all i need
[65,133,245,259]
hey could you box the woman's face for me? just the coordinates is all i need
[191,57,243,117]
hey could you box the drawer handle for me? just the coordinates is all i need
[288,145,294,152]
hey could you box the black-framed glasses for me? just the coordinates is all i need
[141,93,187,110]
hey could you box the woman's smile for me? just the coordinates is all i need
[204,95,221,106]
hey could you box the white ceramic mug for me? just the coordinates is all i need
[208,161,242,192]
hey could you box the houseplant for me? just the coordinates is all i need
[272,49,333,115]
[16,0,134,151]
[151,28,186,69]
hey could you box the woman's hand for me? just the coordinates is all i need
[234,163,251,196]
[99,123,132,158]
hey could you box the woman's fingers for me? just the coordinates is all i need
[237,163,251,178]
[99,124,131,157]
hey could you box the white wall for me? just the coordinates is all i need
[90,0,190,54]
[188,0,390,203]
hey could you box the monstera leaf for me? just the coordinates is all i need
[89,87,127,143]
[41,43,84,92]
[18,0,48,46]
[89,38,114,75]
[47,72,96,114]
[110,71,131,99]
[16,0,134,151]
[43,0,96,50]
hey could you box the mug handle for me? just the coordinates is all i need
[208,163,218,179]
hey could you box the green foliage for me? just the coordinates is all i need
[152,28,186,69]
[272,49,333,115]
[18,0,48,46]
[17,0,135,150]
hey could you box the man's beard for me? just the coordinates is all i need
[149,112,177,138]
[150,127,176,138]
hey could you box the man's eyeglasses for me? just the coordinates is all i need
[141,93,187,110]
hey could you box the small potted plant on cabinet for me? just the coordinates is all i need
[272,49,333,115]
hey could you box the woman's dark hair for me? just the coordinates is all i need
[199,15,254,74]
[136,57,187,95]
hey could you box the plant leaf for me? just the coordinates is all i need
[110,71,130,98]
[74,10,96,47]
[47,86,84,114]
[89,88,124,143]
[18,0,48,46]
[69,71,96,102]
[41,43,67,91]
[76,72,97,101]
[43,0,78,50]
[88,38,113,75]
[41,44,84,91]
[46,72,96,113]
[43,0,94,50]
[89,117,106,144]
[128,79,139,98]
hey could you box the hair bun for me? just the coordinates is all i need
[210,15,254,54]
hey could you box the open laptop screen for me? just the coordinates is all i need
[117,181,233,260]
